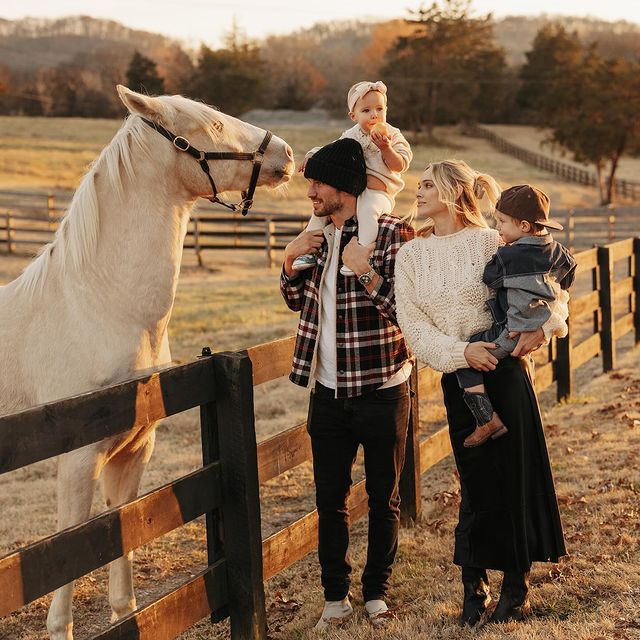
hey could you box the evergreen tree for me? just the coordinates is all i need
[516,24,583,122]
[381,0,508,136]
[519,26,640,204]
[188,27,265,116]
[125,50,165,95]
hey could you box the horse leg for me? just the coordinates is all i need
[101,432,156,622]
[46,448,103,640]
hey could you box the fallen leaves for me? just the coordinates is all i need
[557,494,588,506]
[424,519,447,534]
[616,410,640,427]
[268,591,303,634]
[599,402,622,413]
[432,489,460,506]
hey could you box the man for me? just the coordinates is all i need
[280,138,415,629]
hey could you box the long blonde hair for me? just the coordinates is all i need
[414,159,501,237]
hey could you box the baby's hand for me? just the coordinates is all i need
[370,122,390,148]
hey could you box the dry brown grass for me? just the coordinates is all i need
[0,115,608,213]
[483,124,640,183]
[1,116,639,639]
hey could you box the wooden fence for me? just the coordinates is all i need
[0,190,308,267]
[0,237,639,639]
[469,125,640,201]
[3,189,638,264]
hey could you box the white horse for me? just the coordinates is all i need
[0,85,294,640]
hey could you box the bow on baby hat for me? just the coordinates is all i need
[347,81,388,112]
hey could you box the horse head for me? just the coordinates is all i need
[117,85,295,210]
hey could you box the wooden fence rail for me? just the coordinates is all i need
[0,190,308,266]
[469,125,640,201]
[1,237,639,639]
[2,190,639,263]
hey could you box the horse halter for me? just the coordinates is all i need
[141,117,273,216]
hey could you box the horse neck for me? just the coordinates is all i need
[78,155,195,331]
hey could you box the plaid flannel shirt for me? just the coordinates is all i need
[280,213,415,398]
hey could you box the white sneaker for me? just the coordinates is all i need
[365,599,394,627]
[292,253,317,271]
[314,596,353,631]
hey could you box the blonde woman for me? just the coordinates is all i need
[395,160,566,626]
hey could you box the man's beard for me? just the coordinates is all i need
[312,196,342,218]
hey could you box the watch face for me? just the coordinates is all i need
[359,273,372,285]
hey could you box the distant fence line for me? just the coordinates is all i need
[469,125,640,202]
[0,190,308,268]
[0,236,638,639]
[2,190,640,263]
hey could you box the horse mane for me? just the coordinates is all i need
[16,95,222,297]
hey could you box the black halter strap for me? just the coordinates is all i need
[141,117,273,216]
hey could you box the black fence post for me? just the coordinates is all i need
[214,352,267,640]
[597,246,616,372]
[399,366,422,525]
[634,238,640,345]
[199,347,227,623]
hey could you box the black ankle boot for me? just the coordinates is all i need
[489,570,531,623]
[459,567,491,627]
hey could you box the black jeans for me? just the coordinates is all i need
[307,380,410,602]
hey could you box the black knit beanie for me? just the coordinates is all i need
[304,138,367,197]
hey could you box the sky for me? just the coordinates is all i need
[2,0,639,49]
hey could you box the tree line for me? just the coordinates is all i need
[1,1,638,204]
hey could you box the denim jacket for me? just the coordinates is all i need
[482,234,577,333]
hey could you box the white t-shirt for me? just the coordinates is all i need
[314,224,412,393]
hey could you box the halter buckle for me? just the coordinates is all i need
[173,136,191,152]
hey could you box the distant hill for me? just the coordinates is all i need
[0,15,182,72]
[0,13,638,118]
[492,14,640,65]
[1,13,638,74]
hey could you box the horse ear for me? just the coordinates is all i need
[117,85,166,121]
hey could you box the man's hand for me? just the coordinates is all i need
[464,342,499,371]
[283,230,324,277]
[342,237,375,275]
[509,327,545,357]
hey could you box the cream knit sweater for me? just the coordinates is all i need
[395,226,567,374]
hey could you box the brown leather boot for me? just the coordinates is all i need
[463,413,508,447]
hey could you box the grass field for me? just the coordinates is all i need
[484,124,640,183]
[0,115,639,640]
[0,114,617,214]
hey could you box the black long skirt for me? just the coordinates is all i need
[441,355,567,572]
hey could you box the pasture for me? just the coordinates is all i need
[0,115,639,640]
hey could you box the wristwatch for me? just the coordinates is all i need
[357,267,377,286]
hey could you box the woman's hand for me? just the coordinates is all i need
[342,237,375,275]
[509,328,545,357]
[464,341,498,371]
